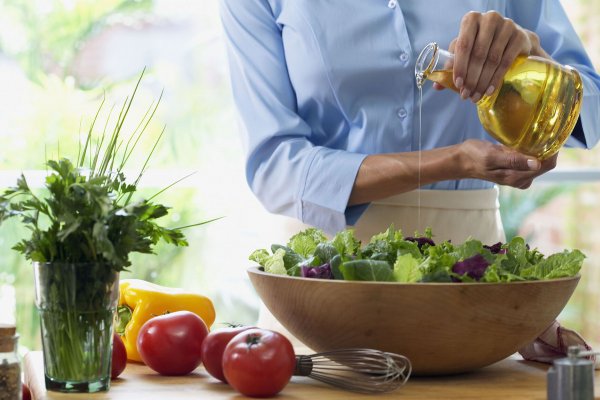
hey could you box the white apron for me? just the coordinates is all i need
[353,187,505,245]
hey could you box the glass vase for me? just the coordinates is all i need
[33,262,119,393]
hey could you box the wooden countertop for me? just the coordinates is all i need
[24,351,600,400]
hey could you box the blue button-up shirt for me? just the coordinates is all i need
[220,0,600,235]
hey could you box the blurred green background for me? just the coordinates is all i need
[0,0,599,353]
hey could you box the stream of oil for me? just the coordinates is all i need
[415,73,424,233]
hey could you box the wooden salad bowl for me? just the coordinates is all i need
[247,266,580,375]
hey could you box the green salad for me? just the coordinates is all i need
[249,226,585,283]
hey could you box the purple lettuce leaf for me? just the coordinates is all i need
[452,253,490,281]
[404,236,435,250]
[301,263,334,279]
[483,242,506,254]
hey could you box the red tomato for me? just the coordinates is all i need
[137,311,209,376]
[222,329,296,397]
[22,382,31,400]
[201,326,254,382]
[111,333,127,379]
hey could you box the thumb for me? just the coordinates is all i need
[505,153,540,171]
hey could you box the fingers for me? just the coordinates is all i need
[453,12,479,93]
[499,151,540,172]
[457,13,497,100]
[471,21,513,100]
[539,153,558,172]
[487,148,560,189]
[486,30,527,95]
[452,11,534,102]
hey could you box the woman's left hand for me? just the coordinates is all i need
[458,139,558,190]
[443,11,549,103]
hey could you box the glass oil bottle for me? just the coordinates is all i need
[415,42,583,160]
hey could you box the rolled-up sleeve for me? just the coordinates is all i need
[219,0,367,234]
[509,0,600,149]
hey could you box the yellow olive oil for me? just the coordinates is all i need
[424,56,583,160]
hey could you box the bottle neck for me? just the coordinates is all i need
[415,42,458,90]
[415,42,439,88]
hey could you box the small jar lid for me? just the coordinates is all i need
[0,324,17,352]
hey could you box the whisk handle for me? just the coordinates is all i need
[294,355,314,376]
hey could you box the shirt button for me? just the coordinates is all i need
[388,0,397,8]
[397,108,408,119]
[399,52,409,62]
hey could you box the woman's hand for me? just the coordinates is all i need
[458,139,557,189]
[441,11,549,103]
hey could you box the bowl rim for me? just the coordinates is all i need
[247,265,580,286]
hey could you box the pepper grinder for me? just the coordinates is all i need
[547,345,597,400]
[0,324,21,400]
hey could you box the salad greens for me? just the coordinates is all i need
[249,226,585,283]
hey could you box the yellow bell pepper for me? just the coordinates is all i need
[116,279,216,362]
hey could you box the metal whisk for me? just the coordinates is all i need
[293,348,411,394]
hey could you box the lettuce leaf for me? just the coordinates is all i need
[520,249,585,279]
[393,253,422,282]
[249,249,270,266]
[339,259,394,282]
[330,254,344,280]
[271,244,304,275]
[287,228,327,258]
[419,243,457,282]
[314,242,339,264]
[482,261,527,283]
[362,225,423,265]
[250,247,287,275]
[452,239,488,261]
[498,236,536,276]
[331,229,361,259]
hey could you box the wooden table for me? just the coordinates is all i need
[24,351,600,400]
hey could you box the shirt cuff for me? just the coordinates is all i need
[300,148,367,235]
[567,72,600,149]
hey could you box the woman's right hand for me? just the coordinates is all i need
[458,139,557,189]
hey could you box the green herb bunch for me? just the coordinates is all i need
[0,72,199,272]
[0,72,213,389]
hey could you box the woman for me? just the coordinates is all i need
[219,1,599,245]
[220,1,600,355]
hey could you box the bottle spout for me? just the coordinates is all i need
[415,42,439,89]
[415,42,458,91]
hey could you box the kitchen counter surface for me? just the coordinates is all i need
[24,351,600,400]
